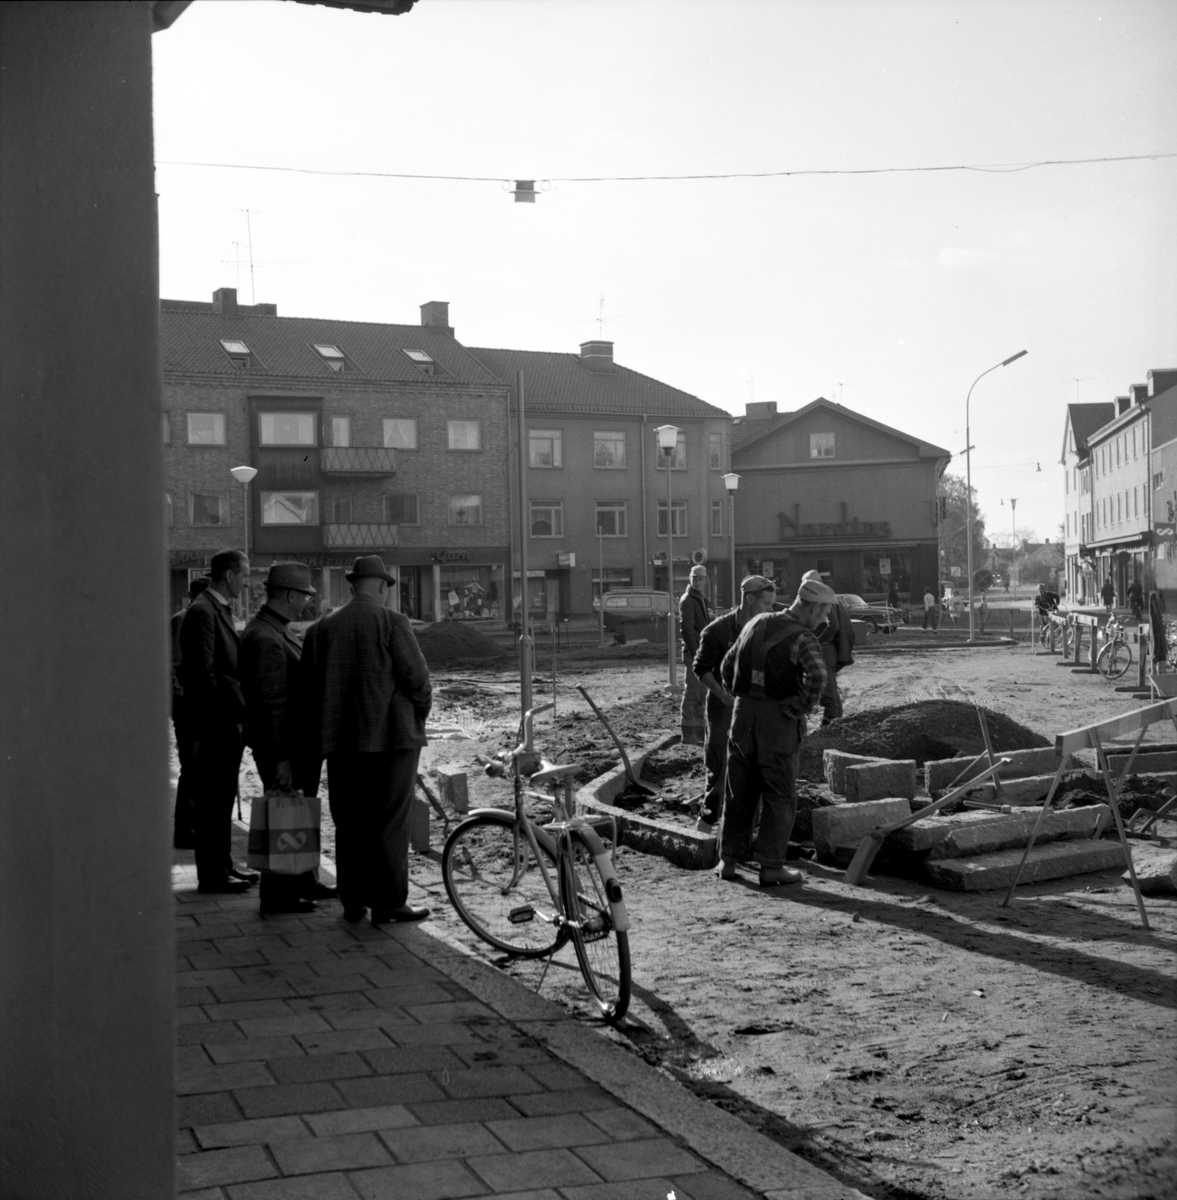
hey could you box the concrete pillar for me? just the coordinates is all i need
[0,4,174,1196]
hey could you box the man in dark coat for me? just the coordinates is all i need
[178,548,254,893]
[239,562,335,915]
[691,575,778,834]
[171,576,209,849]
[300,555,432,926]
[801,570,855,725]
[678,564,711,746]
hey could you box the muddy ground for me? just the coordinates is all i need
[220,634,1176,1200]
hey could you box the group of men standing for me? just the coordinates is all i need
[172,551,431,925]
[677,567,852,888]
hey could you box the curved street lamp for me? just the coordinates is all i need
[965,351,1027,641]
[655,424,680,688]
[229,465,258,617]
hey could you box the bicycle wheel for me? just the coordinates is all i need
[560,829,631,1023]
[1097,640,1132,680]
[443,813,562,958]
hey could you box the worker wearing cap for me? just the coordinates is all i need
[691,575,779,834]
[800,570,855,726]
[717,577,832,886]
[678,564,711,746]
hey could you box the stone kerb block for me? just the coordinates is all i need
[844,760,917,804]
[960,774,1060,807]
[436,766,469,815]
[925,747,1060,793]
[823,750,886,796]
[811,798,912,864]
[925,840,1127,891]
[888,810,1010,854]
[1126,843,1177,894]
[1105,752,1177,774]
[926,805,1108,860]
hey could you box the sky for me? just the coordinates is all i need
[152,0,1177,546]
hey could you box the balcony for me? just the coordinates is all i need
[324,523,399,549]
[320,446,396,475]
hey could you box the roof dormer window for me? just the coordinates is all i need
[403,349,437,376]
[219,339,253,370]
[312,343,350,373]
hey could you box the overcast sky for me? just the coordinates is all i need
[153,0,1176,545]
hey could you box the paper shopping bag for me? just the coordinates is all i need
[247,790,321,874]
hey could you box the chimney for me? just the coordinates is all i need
[579,340,614,372]
[1148,368,1177,397]
[212,287,238,316]
[1129,383,1149,406]
[420,301,452,336]
[745,401,778,420]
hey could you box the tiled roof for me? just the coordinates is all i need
[159,307,504,387]
[464,347,729,419]
[1067,402,1117,454]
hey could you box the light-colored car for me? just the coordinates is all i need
[836,593,906,634]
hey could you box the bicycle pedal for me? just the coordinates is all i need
[508,904,536,925]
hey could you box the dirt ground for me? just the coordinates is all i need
[207,635,1176,1200]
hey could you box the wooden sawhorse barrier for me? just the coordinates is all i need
[1001,699,1177,929]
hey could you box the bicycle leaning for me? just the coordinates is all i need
[441,704,632,1023]
[1096,613,1133,680]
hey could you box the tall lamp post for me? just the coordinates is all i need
[965,350,1027,642]
[229,465,258,618]
[655,424,680,688]
[722,472,740,606]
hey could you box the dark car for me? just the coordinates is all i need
[836,593,906,634]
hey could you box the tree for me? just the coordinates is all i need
[938,474,987,587]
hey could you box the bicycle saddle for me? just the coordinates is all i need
[528,758,581,783]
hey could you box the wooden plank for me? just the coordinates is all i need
[1055,699,1177,756]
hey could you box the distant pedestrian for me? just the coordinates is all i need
[922,588,939,631]
[1101,576,1116,610]
[887,580,900,610]
[691,575,778,834]
[678,565,711,747]
[801,570,854,725]
[1127,577,1144,623]
[979,594,989,634]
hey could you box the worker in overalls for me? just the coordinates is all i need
[717,577,833,887]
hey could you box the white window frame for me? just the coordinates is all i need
[188,491,229,526]
[330,416,351,447]
[709,432,723,470]
[810,432,836,459]
[313,343,348,372]
[594,431,627,469]
[710,499,723,537]
[529,429,563,468]
[448,419,482,451]
[383,418,418,450]
[657,500,687,537]
[261,491,320,526]
[655,431,687,471]
[187,412,226,445]
[595,501,628,537]
[448,494,483,525]
[259,412,317,447]
[530,501,564,538]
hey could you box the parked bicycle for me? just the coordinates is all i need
[1043,606,1073,655]
[441,704,632,1023]
[1097,613,1133,680]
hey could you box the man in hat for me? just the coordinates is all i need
[678,564,711,746]
[239,562,336,915]
[692,575,779,834]
[801,570,854,726]
[178,548,256,893]
[717,576,832,887]
[300,555,432,925]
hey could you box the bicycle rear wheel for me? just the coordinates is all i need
[1097,640,1132,680]
[560,830,631,1023]
[443,813,562,958]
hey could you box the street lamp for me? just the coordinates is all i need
[965,350,1027,642]
[723,472,740,606]
[655,424,680,688]
[229,465,258,617]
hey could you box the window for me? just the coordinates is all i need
[448,420,481,450]
[1066,513,1070,537]
[383,493,419,524]
[711,500,723,537]
[187,412,225,445]
[594,431,626,469]
[189,492,229,526]
[403,349,437,375]
[592,568,633,607]
[1133,427,1138,458]
[1134,486,1139,517]
[529,429,562,468]
[595,501,627,537]
[530,501,564,537]
[330,416,351,447]
[313,344,349,372]
[261,491,319,526]
[709,432,723,470]
[259,412,316,446]
[810,432,836,459]
[219,339,253,369]
[162,412,171,445]
[657,500,687,537]
[449,494,482,525]
[655,431,686,470]
[329,493,352,524]
[165,492,173,527]
[383,418,417,450]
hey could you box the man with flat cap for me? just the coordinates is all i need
[300,555,432,925]
[800,569,855,726]
[239,562,336,915]
[691,575,779,835]
[678,564,711,746]
[718,576,832,887]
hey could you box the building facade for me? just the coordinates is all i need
[1061,401,1114,603]
[730,399,950,601]
[1146,370,1177,607]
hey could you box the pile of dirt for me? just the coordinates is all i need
[800,698,1049,780]
[415,621,507,668]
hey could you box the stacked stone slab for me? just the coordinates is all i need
[925,840,1127,891]
[811,798,911,865]
[844,759,917,803]
[823,750,887,795]
[924,747,1059,793]
[925,805,1107,859]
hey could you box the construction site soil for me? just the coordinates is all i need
[206,635,1174,1200]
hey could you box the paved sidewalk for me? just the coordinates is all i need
[173,841,866,1200]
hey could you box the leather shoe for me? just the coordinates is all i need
[718,859,738,881]
[306,883,339,900]
[371,905,430,924]
[343,906,367,924]
[228,866,259,885]
[198,878,251,894]
[260,899,316,915]
[759,866,804,887]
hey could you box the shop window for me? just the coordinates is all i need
[810,432,835,459]
[383,418,417,449]
[655,431,686,470]
[529,429,562,468]
[709,432,724,470]
[331,416,351,447]
[260,412,316,446]
[530,501,564,537]
[441,566,499,620]
[595,501,627,537]
[189,492,229,526]
[448,420,481,451]
[261,491,319,525]
[711,500,723,536]
[187,412,225,445]
[657,500,687,537]
[383,493,419,524]
[449,494,482,525]
[594,431,626,469]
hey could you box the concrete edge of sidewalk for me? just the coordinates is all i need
[392,918,871,1200]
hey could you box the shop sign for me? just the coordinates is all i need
[778,513,892,539]
[557,551,576,568]
[879,558,891,575]
[433,550,469,563]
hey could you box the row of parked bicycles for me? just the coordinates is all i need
[1041,608,1137,679]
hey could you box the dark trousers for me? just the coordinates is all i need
[327,748,420,914]
[173,705,197,848]
[253,750,320,907]
[700,695,732,825]
[819,646,842,726]
[720,699,801,870]
[191,722,244,885]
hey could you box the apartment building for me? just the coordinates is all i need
[1061,402,1114,603]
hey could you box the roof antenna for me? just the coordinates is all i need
[598,292,606,337]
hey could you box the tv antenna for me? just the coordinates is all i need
[1062,375,1099,402]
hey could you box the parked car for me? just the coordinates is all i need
[836,593,906,633]
[601,588,675,643]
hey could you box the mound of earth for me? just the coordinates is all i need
[800,698,1048,779]
[415,620,507,668]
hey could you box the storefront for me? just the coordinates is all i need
[739,542,933,602]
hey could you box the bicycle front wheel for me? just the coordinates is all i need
[1097,640,1132,680]
[443,813,562,958]
[560,830,631,1023]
